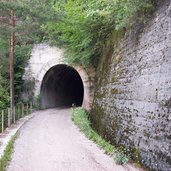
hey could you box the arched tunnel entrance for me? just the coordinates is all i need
[40,64,84,108]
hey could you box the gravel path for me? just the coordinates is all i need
[7,108,138,171]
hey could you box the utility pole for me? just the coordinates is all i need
[9,9,15,126]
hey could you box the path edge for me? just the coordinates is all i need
[0,112,35,159]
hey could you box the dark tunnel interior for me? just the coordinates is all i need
[40,64,84,108]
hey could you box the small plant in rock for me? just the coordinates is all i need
[114,152,129,165]
[33,95,41,110]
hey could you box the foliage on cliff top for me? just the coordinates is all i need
[43,0,154,67]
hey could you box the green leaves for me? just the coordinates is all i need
[0,38,8,55]
[0,0,51,106]
[44,0,153,67]
[113,0,154,30]
[0,73,9,110]
[14,44,33,102]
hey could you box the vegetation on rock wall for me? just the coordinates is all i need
[44,0,154,67]
[72,107,129,165]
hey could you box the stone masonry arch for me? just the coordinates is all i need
[24,43,95,110]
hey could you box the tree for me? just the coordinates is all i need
[0,3,15,125]
[0,0,40,122]
[0,0,61,118]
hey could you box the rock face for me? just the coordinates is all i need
[91,0,171,170]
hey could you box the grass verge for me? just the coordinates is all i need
[72,107,129,165]
[0,133,18,171]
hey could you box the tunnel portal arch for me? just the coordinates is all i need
[37,62,93,110]
[40,64,84,108]
[24,44,94,110]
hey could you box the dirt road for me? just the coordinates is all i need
[7,108,137,171]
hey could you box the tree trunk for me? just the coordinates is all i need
[9,10,15,126]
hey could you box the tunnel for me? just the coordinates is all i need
[40,64,84,108]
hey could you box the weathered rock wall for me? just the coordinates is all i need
[91,1,171,170]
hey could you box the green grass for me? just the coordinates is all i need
[0,133,17,171]
[72,107,129,165]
